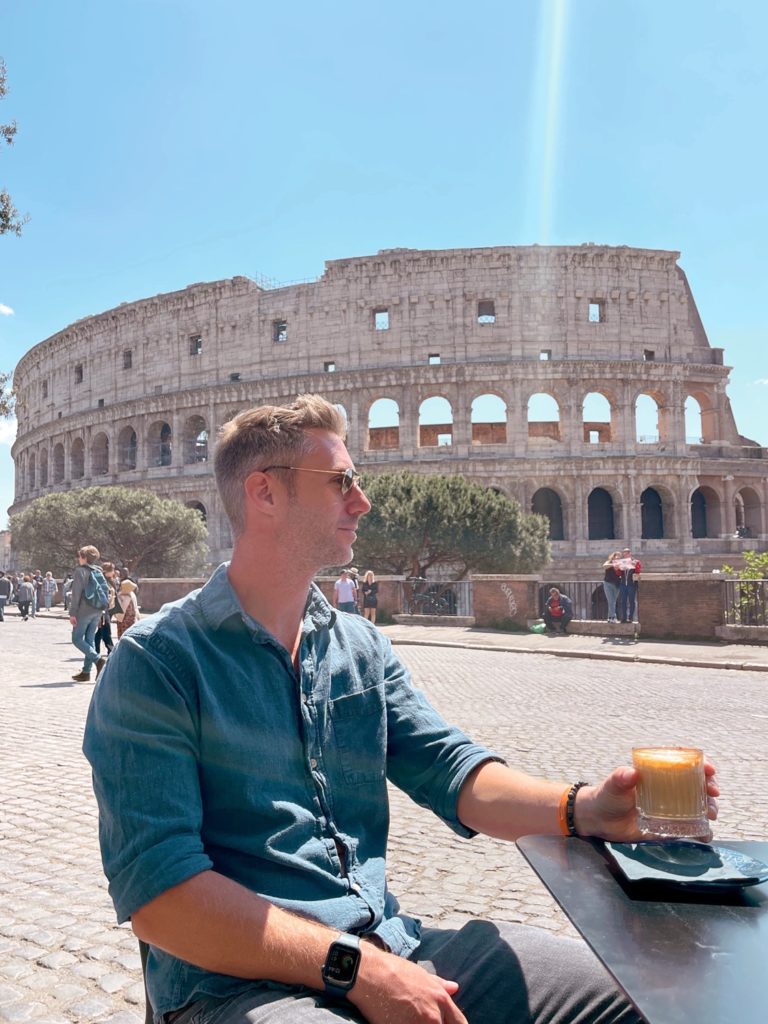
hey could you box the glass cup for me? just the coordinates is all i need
[632,746,710,840]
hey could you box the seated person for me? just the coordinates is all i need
[84,396,718,1024]
[543,587,573,633]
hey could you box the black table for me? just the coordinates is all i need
[517,835,768,1024]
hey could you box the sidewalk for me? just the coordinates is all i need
[379,622,768,673]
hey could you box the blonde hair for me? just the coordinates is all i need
[214,394,347,537]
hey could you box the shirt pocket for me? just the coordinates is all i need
[329,687,386,786]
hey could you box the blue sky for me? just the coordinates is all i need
[2,0,767,527]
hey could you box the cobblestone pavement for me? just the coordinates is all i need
[1,607,767,1022]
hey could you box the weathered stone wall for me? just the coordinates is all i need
[10,245,768,571]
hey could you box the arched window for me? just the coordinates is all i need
[684,396,703,444]
[71,438,85,479]
[641,487,664,539]
[735,487,761,537]
[418,396,453,447]
[39,448,48,487]
[28,452,36,491]
[367,398,400,450]
[531,488,565,540]
[52,443,65,484]
[635,394,660,443]
[582,392,612,444]
[527,393,561,442]
[92,433,110,476]
[148,421,173,467]
[184,416,209,464]
[185,500,207,524]
[471,394,507,445]
[118,426,138,471]
[588,487,615,540]
[691,487,721,538]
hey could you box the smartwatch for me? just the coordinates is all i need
[321,933,361,999]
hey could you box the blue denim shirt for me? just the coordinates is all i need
[83,564,501,1017]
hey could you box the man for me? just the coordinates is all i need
[616,548,642,624]
[61,572,74,612]
[84,395,718,1024]
[333,568,358,613]
[0,570,12,621]
[543,587,573,634]
[69,545,110,682]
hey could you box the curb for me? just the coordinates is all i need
[388,637,768,673]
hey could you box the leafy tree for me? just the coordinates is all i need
[721,550,768,625]
[1,58,26,237]
[10,486,209,576]
[352,471,550,578]
[0,369,13,417]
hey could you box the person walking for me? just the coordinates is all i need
[16,574,35,621]
[617,548,642,624]
[0,571,13,621]
[41,571,58,611]
[361,570,379,624]
[69,545,111,682]
[332,569,358,613]
[113,578,140,638]
[601,552,622,623]
[94,562,118,657]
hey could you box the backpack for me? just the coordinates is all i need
[83,566,110,610]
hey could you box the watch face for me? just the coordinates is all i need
[325,945,359,984]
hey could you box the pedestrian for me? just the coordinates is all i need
[361,569,379,624]
[41,571,58,611]
[601,551,622,623]
[32,570,44,616]
[94,562,118,657]
[16,574,35,621]
[0,570,12,621]
[616,548,642,624]
[68,545,111,682]
[112,578,140,638]
[332,568,358,613]
[61,573,74,611]
[84,394,703,1024]
[543,587,573,634]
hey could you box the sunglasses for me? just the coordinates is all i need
[261,465,362,495]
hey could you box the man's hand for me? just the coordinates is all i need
[350,946,466,1024]
[574,762,720,842]
[69,615,77,627]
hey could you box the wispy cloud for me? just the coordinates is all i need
[754,379,768,386]
[0,417,17,447]
[0,304,14,316]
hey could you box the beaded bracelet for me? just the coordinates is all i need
[557,780,590,837]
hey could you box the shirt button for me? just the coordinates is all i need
[310,758,318,769]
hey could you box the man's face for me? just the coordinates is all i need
[277,429,371,574]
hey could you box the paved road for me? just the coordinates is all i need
[1,608,767,1022]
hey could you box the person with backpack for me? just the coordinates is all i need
[68,545,111,682]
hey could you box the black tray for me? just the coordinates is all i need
[605,840,768,890]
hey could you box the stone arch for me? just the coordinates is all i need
[531,487,565,540]
[185,500,207,524]
[635,393,660,443]
[640,487,664,539]
[52,443,65,484]
[684,395,704,444]
[686,389,717,443]
[582,391,613,444]
[367,397,400,450]
[418,395,453,447]
[28,451,36,491]
[39,448,48,488]
[71,438,85,479]
[588,487,615,540]
[92,432,110,476]
[118,425,138,471]
[527,392,561,442]
[148,420,173,467]
[734,486,762,537]
[184,415,209,464]
[471,393,507,445]
[690,486,721,538]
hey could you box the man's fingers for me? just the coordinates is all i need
[437,978,460,995]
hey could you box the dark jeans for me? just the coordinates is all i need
[18,600,31,619]
[0,596,6,621]
[618,582,637,622]
[95,619,114,653]
[544,611,572,633]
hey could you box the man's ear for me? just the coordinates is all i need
[243,471,278,516]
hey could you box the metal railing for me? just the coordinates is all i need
[722,579,768,627]
[538,580,636,621]
[402,579,473,617]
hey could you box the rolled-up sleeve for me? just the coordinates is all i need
[381,639,505,838]
[83,632,212,923]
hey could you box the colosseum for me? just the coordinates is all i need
[9,244,768,573]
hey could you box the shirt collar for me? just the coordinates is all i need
[199,563,337,635]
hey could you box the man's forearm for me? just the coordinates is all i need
[456,761,568,841]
